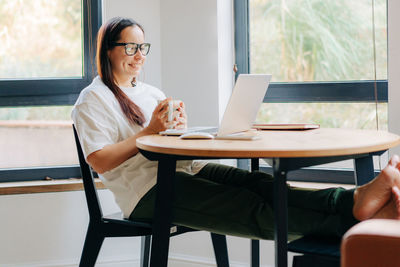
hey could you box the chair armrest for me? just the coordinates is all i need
[341,219,400,267]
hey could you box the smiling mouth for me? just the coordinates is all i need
[129,63,141,68]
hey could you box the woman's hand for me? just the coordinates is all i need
[144,98,188,133]
[144,98,172,134]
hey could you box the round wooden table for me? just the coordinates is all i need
[137,128,400,267]
[137,128,400,158]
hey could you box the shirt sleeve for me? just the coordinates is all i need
[72,101,119,159]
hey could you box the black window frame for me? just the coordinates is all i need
[0,0,102,182]
[234,0,388,182]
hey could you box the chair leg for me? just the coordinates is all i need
[140,235,151,267]
[251,239,260,267]
[79,224,105,267]
[292,255,340,267]
[211,233,230,267]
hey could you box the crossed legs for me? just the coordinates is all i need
[131,156,400,240]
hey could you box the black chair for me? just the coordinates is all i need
[73,126,230,267]
[247,235,340,267]
[288,235,340,267]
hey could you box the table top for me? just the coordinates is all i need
[136,128,400,158]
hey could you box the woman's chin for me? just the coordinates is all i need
[130,68,141,76]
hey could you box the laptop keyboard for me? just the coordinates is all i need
[160,126,218,136]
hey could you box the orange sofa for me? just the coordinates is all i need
[341,219,400,267]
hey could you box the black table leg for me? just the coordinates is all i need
[250,158,260,267]
[149,158,176,267]
[251,158,259,171]
[354,155,375,186]
[251,239,260,267]
[273,158,288,267]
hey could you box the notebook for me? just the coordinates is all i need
[252,123,320,130]
[159,74,272,137]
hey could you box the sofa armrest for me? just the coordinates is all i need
[341,219,400,267]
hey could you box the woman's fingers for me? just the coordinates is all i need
[389,155,400,166]
[156,98,172,112]
[173,115,187,129]
[152,98,187,131]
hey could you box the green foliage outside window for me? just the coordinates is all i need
[250,0,387,82]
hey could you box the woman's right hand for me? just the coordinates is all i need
[144,98,172,134]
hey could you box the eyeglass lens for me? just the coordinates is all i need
[125,43,150,56]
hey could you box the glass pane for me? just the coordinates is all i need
[0,106,78,168]
[249,0,387,82]
[0,0,83,79]
[256,102,388,130]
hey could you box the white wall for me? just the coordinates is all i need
[388,0,400,156]
[160,0,218,126]
[0,190,142,267]
[217,0,236,121]
[160,0,235,126]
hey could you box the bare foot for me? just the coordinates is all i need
[393,186,400,215]
[372,186,400,219]
[353,155,400,221]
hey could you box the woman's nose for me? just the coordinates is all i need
[134,49,145,59]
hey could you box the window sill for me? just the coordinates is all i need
[0,178,105,195]
[0,179,354,196]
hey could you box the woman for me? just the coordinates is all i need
[72,17,400,240]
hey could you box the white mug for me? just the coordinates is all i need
[158,99,183,127]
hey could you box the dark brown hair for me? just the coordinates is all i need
[96,17,145,126]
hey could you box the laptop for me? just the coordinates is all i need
[159,74,272,138]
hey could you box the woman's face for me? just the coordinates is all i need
[108,25,146,85]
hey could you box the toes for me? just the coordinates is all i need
[389,154,400,167]
[378,166,397,186]
[392,186,400,220]
[379,164,400,189]
[392,186,400,198]
[393,186,400,208]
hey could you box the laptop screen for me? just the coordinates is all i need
[217,74,271,136]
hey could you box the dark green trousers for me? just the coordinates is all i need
[130,163,358,240]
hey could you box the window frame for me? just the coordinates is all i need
[234,0,388,180]
[0,0,102,183]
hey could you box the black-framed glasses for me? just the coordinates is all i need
[113,42,151,56]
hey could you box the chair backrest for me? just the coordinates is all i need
[73,125,103,222]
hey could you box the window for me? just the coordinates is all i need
[0,0,101,106]
[235,0,387,110]
[0,106,76,169]
[235,0,388,176]
[249,0,387,83]
[0,1,82,79]
[0,0,101,182]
